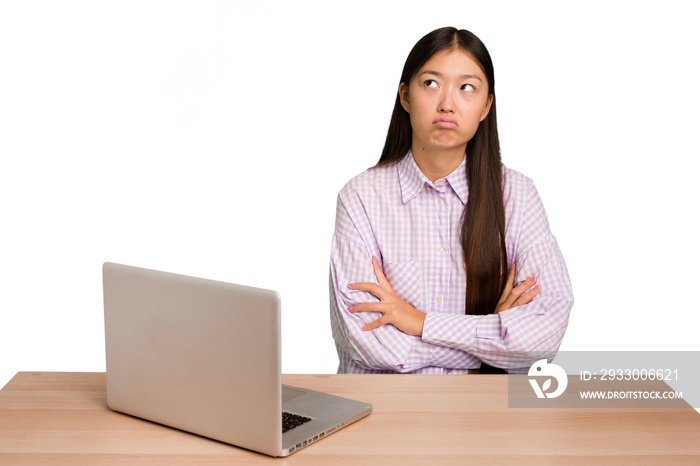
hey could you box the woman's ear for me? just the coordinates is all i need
[480,94,494,122]
[399,82,410,113]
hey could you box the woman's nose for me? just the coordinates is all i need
[438,91,455,113]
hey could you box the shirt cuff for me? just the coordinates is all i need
[403,339,435,370]
[421,312,478,352]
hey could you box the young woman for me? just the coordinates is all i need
[329,27,573,374]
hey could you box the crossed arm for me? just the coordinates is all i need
[330,236,572,372]
[348,256,540,336]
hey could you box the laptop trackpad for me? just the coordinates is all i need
[282,386,306,403]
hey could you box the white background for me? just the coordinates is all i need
[1,1,699,389]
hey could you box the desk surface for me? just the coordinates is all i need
[1,372,699,465]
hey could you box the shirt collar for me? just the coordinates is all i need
[397,150,469,205]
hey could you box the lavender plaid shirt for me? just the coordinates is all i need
[329,151,574,374]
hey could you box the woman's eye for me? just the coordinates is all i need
[424,80,438,88]
[461,83,475,91]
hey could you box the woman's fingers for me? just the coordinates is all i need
[347,299,391,331]
[514,283,541,306]
[494,264,540,313]
[505,275,537,306]
[346,256,426,336]
[348,301,384,313]
[361,316,388,331]
[347,281,387,300]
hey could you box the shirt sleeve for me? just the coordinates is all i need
[421,177,574,370]
[330,195,480,373]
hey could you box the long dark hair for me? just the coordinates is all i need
[377,27,507,316]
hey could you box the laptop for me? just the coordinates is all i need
[103,262,372,457]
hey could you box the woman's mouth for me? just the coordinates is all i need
[433,117,458,129]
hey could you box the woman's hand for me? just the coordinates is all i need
[494,263,540,314]
[347,256,426,336]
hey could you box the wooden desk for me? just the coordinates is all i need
[1,372,699,465]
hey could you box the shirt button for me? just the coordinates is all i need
[437,246,446,255]
[437,197,444,206]
[436,295,444,305]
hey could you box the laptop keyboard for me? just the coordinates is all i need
[282,412,312,433]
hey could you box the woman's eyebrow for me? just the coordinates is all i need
[419,70,483,81]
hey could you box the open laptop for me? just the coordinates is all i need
[103,262,371,457]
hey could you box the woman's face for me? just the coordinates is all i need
[400,49,493,155]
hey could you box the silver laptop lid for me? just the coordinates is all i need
[103,262,283,456]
